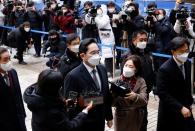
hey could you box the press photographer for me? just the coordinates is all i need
[54,5,75,34]
[107,1,122,69]
[145,2,159,29]
[10,1,26,27]
[82,1,98,39]
[174,6,195,38]
[119,2,145,40]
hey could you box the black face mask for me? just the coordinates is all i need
[129,10,138,18]
[50,38,58,44]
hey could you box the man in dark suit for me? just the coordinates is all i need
[0,47,27,131]
[62,38,113,131]
[156,37,195,131]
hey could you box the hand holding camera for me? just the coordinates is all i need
[110,80,131,97]
[124,91,137,101]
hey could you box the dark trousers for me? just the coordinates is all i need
[17,46,25,62]
[32,33,41,56]
[105,58,113,75]
[140,106,148,131]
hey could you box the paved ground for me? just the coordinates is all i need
[7,47,195,131]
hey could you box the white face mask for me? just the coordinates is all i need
[88,54,101,66]
[24,27,30,32]
[63,9,68,13]
[136,41,147,49]
[70,45,79,53]
[97,9,103,16]
[108,8,115,13]
[0,61,12,72]
[176,52,189,63]
[123,66,135,78]
[157,14,164,21]
[51,4,56,9]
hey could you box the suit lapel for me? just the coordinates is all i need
[0,73,8,87]
[96,65,105,93]
[170,58,185,81]
[79,63,98,91]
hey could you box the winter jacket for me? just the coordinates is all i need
[23,85,88,131]
[95,4,115,58]
[54,12,75,34]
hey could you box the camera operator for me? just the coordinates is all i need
[119,2,145,41]
[144,2,157,35]
[54,5,75,34]
[169,0,185,26]
[1,0,14,45]
[42,2,57,41]
[107,1,123,69]
[174,6,195,38]
[95,4,115,76]
[24,1,42,57]
[81,1,98,40]
[42,30,66,69]
[152,9,176,70]
[10,1,26,27]
[2,0,14,25]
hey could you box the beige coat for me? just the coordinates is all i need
[112,77,148,131]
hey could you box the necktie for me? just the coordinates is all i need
[180,65,185,79]
[91,69,100,91]
[4,74,10,86]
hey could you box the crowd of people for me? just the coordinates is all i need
[0,0,195,131]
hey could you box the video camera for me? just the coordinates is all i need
[145,9,159,22]
[109,80,131,97]
[88,6,97,18]
[176,6,189,22]
[4,0,14,10]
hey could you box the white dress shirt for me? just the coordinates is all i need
[83,62,101,91]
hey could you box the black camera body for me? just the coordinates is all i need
[176,6,189,22]
[110,80,131,97]
[146,9,159,16]
[4,0,14,10]
[88,6,97,18]
[145,9,159,23]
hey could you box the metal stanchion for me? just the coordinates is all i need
[112,45,116,79]
[191,57,195,99]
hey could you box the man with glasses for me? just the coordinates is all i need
[62,38,113,131]
[156,37,195,131]
[0,47,26,131]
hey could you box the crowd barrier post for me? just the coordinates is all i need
[191,57,195,96]
[112,45,116,79]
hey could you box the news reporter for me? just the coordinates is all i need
[23,69,93,131]
[112,55,147,131]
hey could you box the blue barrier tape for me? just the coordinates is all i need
[152,53,172,59]
[0,25,173,59]
[0,25,67,37]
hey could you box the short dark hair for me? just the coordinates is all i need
[79,38,97,54]
[22,21,30,27]
[132,30,148,40]
[36,69,63,97]
[27,1,34,7]
[107,1,115,7]
[123,55,143,77]
[84,1,93,7]
[158,9,166,16]
[170,37,189,51]
[0,47,8,60]
[147,2,157,9]
[48,29,59,36]
[66,33,80,45]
